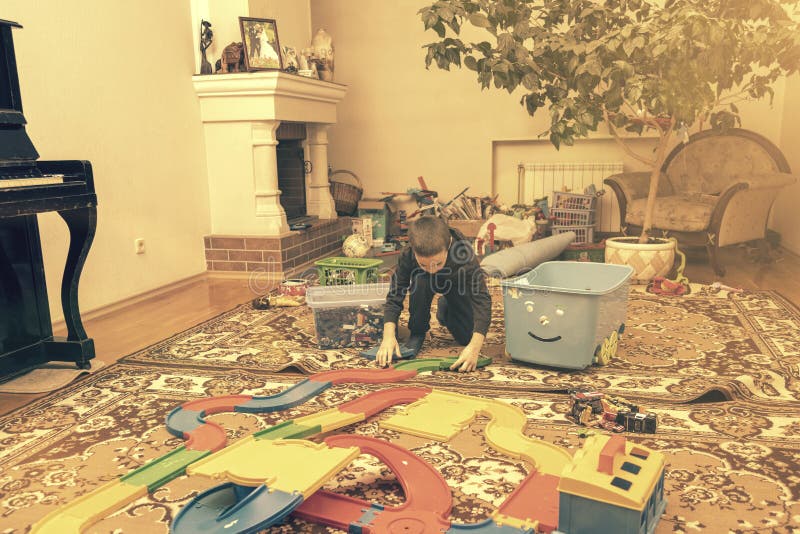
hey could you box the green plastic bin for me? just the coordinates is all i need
[314,257,384,285]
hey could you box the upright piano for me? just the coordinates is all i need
[0,19,97,380]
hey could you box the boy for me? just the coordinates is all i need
[375,216,491,372]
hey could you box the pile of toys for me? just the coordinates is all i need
[569,390,658,434]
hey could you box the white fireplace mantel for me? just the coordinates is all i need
[193,71,347,236]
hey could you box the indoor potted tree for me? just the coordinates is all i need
[418,0,800,279]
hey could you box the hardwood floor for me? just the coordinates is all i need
[0,245,798,416]
[0,276,260,416]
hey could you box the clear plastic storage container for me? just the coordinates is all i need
[306,282,390,349]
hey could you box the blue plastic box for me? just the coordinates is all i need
[501,261,633,369]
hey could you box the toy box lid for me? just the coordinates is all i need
[501,261,632,295]
[306,282,390,309]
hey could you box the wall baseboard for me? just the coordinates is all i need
[52,272,209,332]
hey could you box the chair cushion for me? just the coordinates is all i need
[625,194,717,232]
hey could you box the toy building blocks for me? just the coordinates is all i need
[570,391,658,435]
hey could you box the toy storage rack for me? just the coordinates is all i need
[551,191,597,244]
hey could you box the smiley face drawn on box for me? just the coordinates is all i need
[524,300,566,343]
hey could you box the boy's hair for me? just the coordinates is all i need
[408,216,451,257]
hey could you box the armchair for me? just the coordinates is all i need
[604,128,797,275]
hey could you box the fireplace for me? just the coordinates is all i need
[193,72,348,277]
[276,122,308,221]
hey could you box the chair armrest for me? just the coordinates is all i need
[604,171,672,202]
[742,171,797,191]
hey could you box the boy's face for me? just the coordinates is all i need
[415,249,448,273]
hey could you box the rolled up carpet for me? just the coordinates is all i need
[480,231,575,278]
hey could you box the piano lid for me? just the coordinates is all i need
[0,19,39,165]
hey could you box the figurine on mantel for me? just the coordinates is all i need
[199,20,213,75]
[308,28,334,81]
[215,42,245,73]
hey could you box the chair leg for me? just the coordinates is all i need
[707,242,726,277]
[756,238,773,263]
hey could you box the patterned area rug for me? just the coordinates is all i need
[123,284,800,405]
[0,363,798,533]
[0,284,798,533]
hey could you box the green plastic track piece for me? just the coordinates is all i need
[121,447,210,492]
[254,420,321,441]
[394,356,492,372]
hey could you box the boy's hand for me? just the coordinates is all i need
[450,344,480,373]
[376,337,401,367]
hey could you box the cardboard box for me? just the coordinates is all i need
[351,217,373,246]
[357,199,390,241]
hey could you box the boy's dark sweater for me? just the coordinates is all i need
[384,228,492,336]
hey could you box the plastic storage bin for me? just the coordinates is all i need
[552,191,597,211]
[315,257,383,285]
[306,282,390,349]
[550,208,595,226]
[552,225,594,245]
[501,261,633,369]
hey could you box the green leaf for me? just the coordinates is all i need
[469,12,491,28]
[464,55,478,71]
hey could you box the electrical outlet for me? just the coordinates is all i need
[134,238,145,254]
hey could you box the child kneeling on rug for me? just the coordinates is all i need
[375,216,491,372]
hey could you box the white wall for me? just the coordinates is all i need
[5,1,211,322]
[310,0,790,211]
[775,74,800,255]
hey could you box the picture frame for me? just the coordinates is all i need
[239,17,282,71]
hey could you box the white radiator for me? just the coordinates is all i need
[519,162,624,233]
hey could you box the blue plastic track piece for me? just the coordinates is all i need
[171,482,302,534]
[350,503,384,533]
[235,379,331,414]
[447,518,535,533]
[165,407,204,439]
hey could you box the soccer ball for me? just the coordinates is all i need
[342,234,370,257]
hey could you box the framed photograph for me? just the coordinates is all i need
[239,17,282,71]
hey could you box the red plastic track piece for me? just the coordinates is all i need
[294,434,452,533]
[182,395,254,414]
[338,387,431,418]
[497,470,561,533]
[184,421,227,452]
[309,368,418,385]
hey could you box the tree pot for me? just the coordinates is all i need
[604,236,677,283]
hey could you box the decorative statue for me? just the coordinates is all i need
[218,42,245,73]
[309,28,334,81]
[282,46,299,73]
[199,20,213,75]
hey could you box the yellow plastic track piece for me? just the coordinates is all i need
[293,408,364,433]
[382,390,571,475]
[30,480,147,534]
[187,438,359,498]
[382,390,486,441]
[492,512,539,531]
[482,399,571,475]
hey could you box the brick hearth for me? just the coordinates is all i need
[204,217,351,278]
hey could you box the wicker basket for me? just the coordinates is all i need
[329,169,363,216]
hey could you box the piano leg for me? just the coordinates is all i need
[56,205,97,368]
